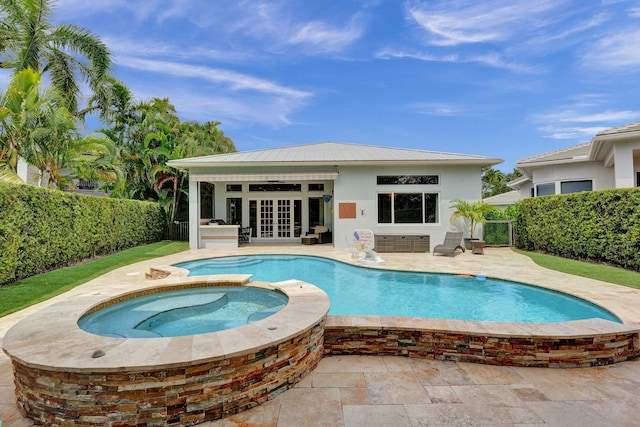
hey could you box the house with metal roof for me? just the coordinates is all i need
[510,122,640,197]
[168,142,502,249]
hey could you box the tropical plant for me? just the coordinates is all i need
[482,167,524,198]
[481,168,507,198]
[96,97,236,223]
[449,199,498,239]
[0,67,60,178]
[0,0,112,115]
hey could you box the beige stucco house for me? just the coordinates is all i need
[168,142,502,249]
[510,122,640,197]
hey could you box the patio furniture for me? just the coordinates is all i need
[472,240,485,255]
[239,227,251,244]
[432,232,465,257]
[302,225,331,244]
[301,236,318,245]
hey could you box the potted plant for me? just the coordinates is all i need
[449,199,498,249]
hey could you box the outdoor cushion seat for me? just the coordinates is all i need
[303,225,332,244]
[433,231,465,257]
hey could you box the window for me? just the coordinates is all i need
[200,182,215,218]
[377,175,439,185]
[308,183,324,191]
[249,183,301,192]
[378,192,438,224]
[560,180,592,194]
[226,198,242,225]
[636,172,640,187]
[308,197,324,228]
[226,184,242,192]
[536,183,555,196]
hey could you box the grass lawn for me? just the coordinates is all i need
[0,241,189,317]
[514,249,640,290]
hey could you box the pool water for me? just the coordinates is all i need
[78,286,288,337]
[175,255,621,323]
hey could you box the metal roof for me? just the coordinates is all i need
[483,190,521,206]
[594,121,640,137]
[516,142,591,166]
[168,142,503,168]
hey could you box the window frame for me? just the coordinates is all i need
[376,175,439,185]
[377,191,439,224]
[535,183,555,197]
[560,180,593,194]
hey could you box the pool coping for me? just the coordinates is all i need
[2,275,330,372]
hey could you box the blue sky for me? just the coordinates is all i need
[26,1,640,170]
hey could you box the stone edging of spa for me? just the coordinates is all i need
[2,275,330,426]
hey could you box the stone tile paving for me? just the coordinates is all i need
[1,247,639,426]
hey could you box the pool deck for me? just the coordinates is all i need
[2,246,640,426]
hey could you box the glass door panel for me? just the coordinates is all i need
[260,200,274,238]
[277,200,291,237]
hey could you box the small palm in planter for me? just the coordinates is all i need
[449,199,498,249]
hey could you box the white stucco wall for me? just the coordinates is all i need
[530,161,614,194]
[332,164,483,248]
[612,141,639,188]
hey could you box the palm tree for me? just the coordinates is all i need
[449,199,498,242]
[0,67,55,177]
[0,0,112,115]
[481,168,507,198]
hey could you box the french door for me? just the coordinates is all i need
[257,199,299,239]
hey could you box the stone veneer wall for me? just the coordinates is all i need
[323,326,640,367]
[11,321,325,427]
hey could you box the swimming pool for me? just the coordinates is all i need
[175,255,621,323]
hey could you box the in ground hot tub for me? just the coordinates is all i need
[78,285,289,338]
[3,276,329,426]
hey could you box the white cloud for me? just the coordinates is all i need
[543,126,609,140]
[103,37,253,64]
[411,102,465,116]
[539,110,640,123]
[288,19,364,54]
[407,0,560,47]
[376,48,535,73]
[157,92,301,127]
[629,7,640,18]
[583,28,640,70]
[533,106,640,140]
[116,56,311,99]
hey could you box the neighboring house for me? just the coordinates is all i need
[167,142,502,249]
[510,122,640,197]
[483,190,521,209]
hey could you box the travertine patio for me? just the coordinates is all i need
[1,246,639,426]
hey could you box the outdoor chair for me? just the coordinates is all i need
[433,232,465,257]
[302,225,332,244]
[238,227,251,244]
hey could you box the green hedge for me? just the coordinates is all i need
[0,183,165,286]
[515,188,640,271]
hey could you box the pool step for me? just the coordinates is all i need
[134,294,230,332]
[247,305,287,323]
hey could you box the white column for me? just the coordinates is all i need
[614,144,635,188]
[189,180,199,249]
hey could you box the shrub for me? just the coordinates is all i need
[515,188,640,271]
[0,183,165,286]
